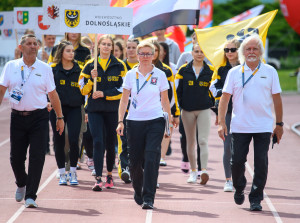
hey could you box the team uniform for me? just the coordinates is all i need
[50,61,84,185]
[176,60,214,183]
[0,58,56,205]
[79,55,127,190]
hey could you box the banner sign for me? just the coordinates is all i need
[60,5,133,34]
[0,11,14,29]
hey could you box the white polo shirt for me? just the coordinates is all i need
[123,66,169,121]
[222,62,282,133]
[0,58,56,111]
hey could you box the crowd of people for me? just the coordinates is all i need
[0,28,283,211]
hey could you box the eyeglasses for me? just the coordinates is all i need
[101,43,112,47]
[138,53,153,57]
[224,48,237,53]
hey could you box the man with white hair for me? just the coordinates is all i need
[217,34,283,211]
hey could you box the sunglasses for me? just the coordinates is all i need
[224,48,237,53]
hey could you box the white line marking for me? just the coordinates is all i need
[6,169,57,223]
[145,210,152,223]
[246,162,283,223]
[0,138,9,148]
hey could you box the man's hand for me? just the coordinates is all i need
[218,121,227,141]
[272,126,283,144]
[47,102,52,112]
[56,119,64,135]
[92,91,104,99]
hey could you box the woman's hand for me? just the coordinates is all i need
[116,122,124,136]
[91,69,98,79]
[172,116,179,128]
[47,102,52,112]
[92,91,104,99]
[84,114,88,123]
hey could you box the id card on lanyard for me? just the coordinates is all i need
[132,72,153,109]
[242,62,260,103]
[9,66,34,104]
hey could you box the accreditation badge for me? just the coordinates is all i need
[132,96,138,109]
[9,86,24,104]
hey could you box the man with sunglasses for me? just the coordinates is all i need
[217,35,283,211]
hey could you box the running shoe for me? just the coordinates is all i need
[91,169,96,176]
[160,158,167,166]
[15,186,26,202]
[86,158,94,170]
[76,161,81,170]
[181,162,190,174]
[59,174,67,185]
[224,180,234,192]
[200,170,209,185]
[70,172,79,185]
[187,171,197,183]
[121,167,131,184]
[25,198,38,208]
[105,175,115,189]
[92,178,103,191]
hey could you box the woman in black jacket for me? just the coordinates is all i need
[176,43,214,185]
[50,40,84,186]
[79,35,127,191]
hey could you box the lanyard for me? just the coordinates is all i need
[136,72,153,94]
[20,66,34,88]
[242,62,260,88]
[98,57,111,72]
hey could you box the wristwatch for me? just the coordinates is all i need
[276,122,284,126]
[57,116,64,120]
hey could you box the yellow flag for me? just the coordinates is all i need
[195,10,278,67]
[112,0,134,7]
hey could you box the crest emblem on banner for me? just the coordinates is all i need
[17,11,29,25]
[47,5,59,20]
[65,10,80,28]
[38,15,50,30]
[3,29,13,37]
[0,15,3,26]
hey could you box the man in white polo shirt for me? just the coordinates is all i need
[0,34,64,208]
[217,34,283,211]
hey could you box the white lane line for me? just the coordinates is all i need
[246,162,283,223]
[145,210,153,223]
[6,169,57,223]
[0,138,9,148]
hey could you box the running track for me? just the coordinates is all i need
[0,94,300,223]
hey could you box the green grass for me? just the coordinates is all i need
[278,69,298,92]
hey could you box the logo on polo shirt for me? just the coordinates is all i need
[35,73,41,77]
[150,77,158,85]
[188,80,194,86]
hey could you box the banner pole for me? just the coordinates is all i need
[42,35,45,59]
[15,29,19,46]
[93,34,98,93]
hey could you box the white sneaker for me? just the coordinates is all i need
[70,172,79,185]
[59,174,67,185]
[25,198,38,208]
[91,169,96,176]
[224,180,234,192]
[56,170,60,179]
[159,158,167,166]
[187,171,197,183]
[15,186,26,202]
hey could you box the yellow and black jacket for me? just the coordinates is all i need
[155,60,180,117]
[78,55,127,113]
[48,44,91,67]
[51,62,84,107]
[176,60,214,111]
[211,61,235,113]
[123,59,138,71]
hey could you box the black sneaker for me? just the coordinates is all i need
[142,201,153,209]
[134,192,143,205]
[234,191,245,205]
[250,202,262,211]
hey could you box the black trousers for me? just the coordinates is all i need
[179,115,201,170]
[50,106,82,168]
[10,108,48,200]
[127,117,165,204]
[231,132,271,203]
[119,112,129,170]
[81,122,93,159]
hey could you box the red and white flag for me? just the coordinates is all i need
[126,0,200,38]
[219,5,264,26]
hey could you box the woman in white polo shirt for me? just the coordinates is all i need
[116,41,172,210]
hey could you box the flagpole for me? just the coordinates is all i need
[15,29,19,46]
[93,34,98,93]
[42,35,45,60]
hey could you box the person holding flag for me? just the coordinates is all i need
[79,35,127,191]
[218,34,283,211]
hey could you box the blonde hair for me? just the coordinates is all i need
[224,39,241,62]
[97,34,114,56]
[136,40,155,54]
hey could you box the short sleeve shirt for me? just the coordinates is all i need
[223,62,282,133]
[123,66,169,121]
[0,58,56,111]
